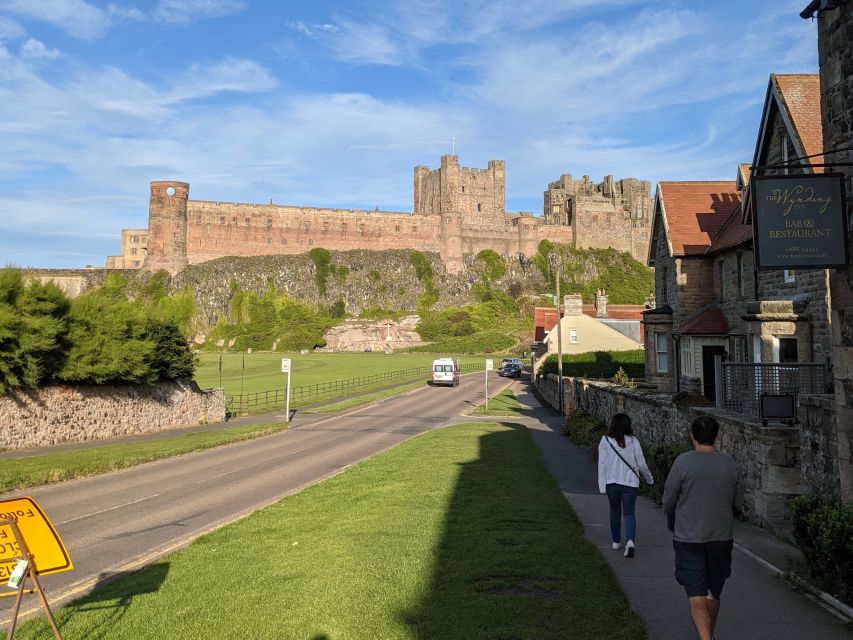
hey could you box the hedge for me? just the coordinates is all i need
[791,494,853,605]
[539,350,645,379]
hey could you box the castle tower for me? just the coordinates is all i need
[440,210,463,275]
[413,165,430,216]
[516,214,539,256]
[439,155,460,213]
[144,181,189,274]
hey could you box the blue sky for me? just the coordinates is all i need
[0,0,819,268]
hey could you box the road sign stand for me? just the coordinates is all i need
[281,358,292,423]
[485,359,494,411]
[2,518,63,640]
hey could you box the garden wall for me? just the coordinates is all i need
[0,379,226,450]
[536,374,823,534]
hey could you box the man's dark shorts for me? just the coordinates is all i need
[673,539,734,599]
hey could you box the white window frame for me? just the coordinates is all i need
[569,328,578,344]
[784,269,796,283]
[681,337,693,376]
[656,333,668,373]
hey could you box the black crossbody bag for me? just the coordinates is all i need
[605,436,642,483]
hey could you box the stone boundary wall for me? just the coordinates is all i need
[798,394,841,498]
[535,374,805,533]
[0,380,226,450]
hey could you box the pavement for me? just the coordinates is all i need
[499,379,853,640]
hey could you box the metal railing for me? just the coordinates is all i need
[721,362,827,416]
[225,361,485,416]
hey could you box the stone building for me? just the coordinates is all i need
[543,173,652,262]
[801,0,853,501]
[107,156,651,275]
[105,229,148,269]
[643,181,742,395]
[745,74,832,367]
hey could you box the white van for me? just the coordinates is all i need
[431,358,460,387]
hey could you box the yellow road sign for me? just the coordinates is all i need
[0,497,72,581]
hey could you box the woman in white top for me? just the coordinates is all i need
[598,413,654,558]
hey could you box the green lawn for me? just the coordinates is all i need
[0,422,286,493]
[195,351,485,396]
[473,385,525,416]
[7,422,646,640]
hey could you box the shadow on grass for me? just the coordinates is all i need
[27,564,170,640]
[399,423,646,640]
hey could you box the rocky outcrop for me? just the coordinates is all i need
[319,316,426,352]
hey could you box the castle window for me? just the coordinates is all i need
[267,218,273,226]
[220,216,225,225]
[462,186,465,193]
[130,235,139,243]
[267,237,271,245]
[477,203,481,212]
[308,239,314,246]
[282,238,287,245]
[132,260,140,267]
[395,225,400,232]
[130,248,137,255]
[245,218,251,227]
[232,217,237,224]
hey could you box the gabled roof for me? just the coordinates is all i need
[680,305,730,335]
[654,182,741,257]
[753,74,823,173]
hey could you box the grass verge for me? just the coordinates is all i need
[473,385,524,416]
[0,422,286,494]
[7,422,646,640]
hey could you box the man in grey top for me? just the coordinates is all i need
[663,416,737,640]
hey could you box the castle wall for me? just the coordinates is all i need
[184,201,440,264]
[543,173,652,262]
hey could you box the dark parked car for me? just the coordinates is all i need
[498,362,522,378]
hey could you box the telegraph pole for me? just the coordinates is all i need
[556,263,563,415]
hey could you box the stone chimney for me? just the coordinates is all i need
[563,293,583,316]
[595,289,608,318]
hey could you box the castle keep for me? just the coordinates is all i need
[107,156,652,274]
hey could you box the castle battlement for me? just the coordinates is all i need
[108,157,649,276]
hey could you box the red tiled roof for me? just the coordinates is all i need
[680,306,730,335]
[706,205,752,254]
[658,182,741,256]
[774,74,823,171]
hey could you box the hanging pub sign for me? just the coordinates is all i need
[752,173,850,270]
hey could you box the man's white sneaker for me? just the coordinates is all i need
[611,542,621,550]
[624,540,635,558]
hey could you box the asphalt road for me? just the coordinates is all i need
[0,371,507,625]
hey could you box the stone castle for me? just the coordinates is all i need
[106,156,652,274]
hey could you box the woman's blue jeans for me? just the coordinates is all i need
[606,483,638,543]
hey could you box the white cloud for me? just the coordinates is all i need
[169,57,277,101]
[106,4,145,21]
[20,38,60,59]
[0,15,24,42]
[0,0,111,39]
[154,0,247,25]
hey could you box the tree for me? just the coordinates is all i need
[58,292,155,385]
[146,320,196,381]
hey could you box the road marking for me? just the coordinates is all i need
[55,494,161,525]
[193,448,312,483]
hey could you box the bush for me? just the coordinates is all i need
[146,320,196,381]
[0,271,71,394]
[791,495,853,605]
[644,441,691,504]
[539,350,645,379]
[563,413,607,449]
[309,247,333,296]
[409,331,515,354]
[612,367,636,389]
